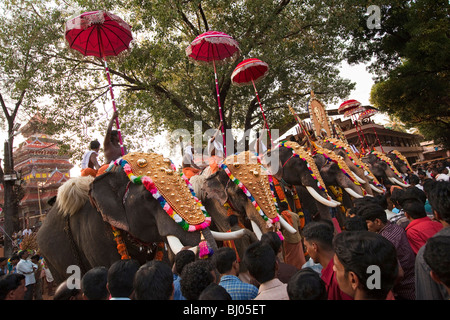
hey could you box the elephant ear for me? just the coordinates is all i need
[203,170,229,206]
[90,170,131,232]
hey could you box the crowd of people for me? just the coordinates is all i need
[1,174,448,300]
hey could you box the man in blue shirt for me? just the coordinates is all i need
[213,247,258,300]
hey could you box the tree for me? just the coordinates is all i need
[22,0,360,153]
[0,0,68,256]
[346,0,450,148]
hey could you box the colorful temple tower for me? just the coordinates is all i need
[13,113,73,228]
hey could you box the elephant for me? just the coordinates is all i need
[264,141,341,221]
[362,152,410,188]
[312,147,365,202]
[202,151,297,240]
[36,153,241,284]
[322,138,385,196]
[386,150,411,176]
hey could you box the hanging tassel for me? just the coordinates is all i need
[198,231,214,259]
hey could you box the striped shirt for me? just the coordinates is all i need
[219,275,258,300]
[378,222,416,300]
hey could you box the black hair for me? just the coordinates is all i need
[428,181,450,223]
[0,273,25,300]
[333,231,398,300]
[107,259,140,298]
[174,250,196,276]
[424,236,450,288]
[213,247,237,274]
[180,260,214,300]
[260,231,282,255]
[343,215,369,231]
[403,199,426,219]
[134,260,174,300]
[53,280,81,300]
[198,283,232,300]
[409,174,420,185]
[287,268,327,300]
[243,241,276,284]
[357,204,388,224]
[302,221,334,250]
[90,140,100,150]
[81,266,109,300]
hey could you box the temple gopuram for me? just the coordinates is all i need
[7,114,73,228]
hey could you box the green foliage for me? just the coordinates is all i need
[363,0,450,148]
[2,0,362,160]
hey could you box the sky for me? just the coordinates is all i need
[1,61,385,178]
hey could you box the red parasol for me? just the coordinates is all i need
[65,10,133,156]
[186,31,240,156]
[338,99,361,114]
[339,99,369,153]
[231,58,272,146]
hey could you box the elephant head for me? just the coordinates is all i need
[387,150,412,175]
[322,138,385,195]
[312,146,365,201]
[203,151,296,239]
[362,152,410,188]
[89,153,220,258]
[265,141,341,221]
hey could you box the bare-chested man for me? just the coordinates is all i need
[96,111,127,176]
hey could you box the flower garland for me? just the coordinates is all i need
[220,162,280,226]
[370,151,405,181]
[279,141,329,196]
[323,138,385,190]
[109,157,211,232]
[112,226,131,260]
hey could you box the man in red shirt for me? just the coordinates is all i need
[303,221,352,300]
[404,199,443,254]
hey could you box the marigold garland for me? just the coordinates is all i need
[111,226,131,260]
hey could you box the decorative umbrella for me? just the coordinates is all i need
[339,99,369,153]
[358,108,384,152]
[338,99,361,115]
[65,10,133,156]
[231,58,272,146]
[186,31,240,157]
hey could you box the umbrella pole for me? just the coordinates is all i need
[103,59,125,156]
[371,123,384,153]
[213,60,227,156]
[252,79,273,147]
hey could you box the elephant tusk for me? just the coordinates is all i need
[279,215,297,234]
[388,177,410,188]
[211,229,247,241]
[369,183,384,194]
[352,171,367,184]
[251,221,263,240]
[166,235,198,256]
[306,186,340,207]
[344,187,364,199]
[392,177,410,188]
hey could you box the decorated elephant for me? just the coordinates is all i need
[202,151,297,239]
[363,151,410,188]
[386,150,413,176]
[37,152,240,283]
[322,138,385,196]
[265,141,342,221]
[312,145,365,202]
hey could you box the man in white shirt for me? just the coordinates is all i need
[16,250,36,300]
